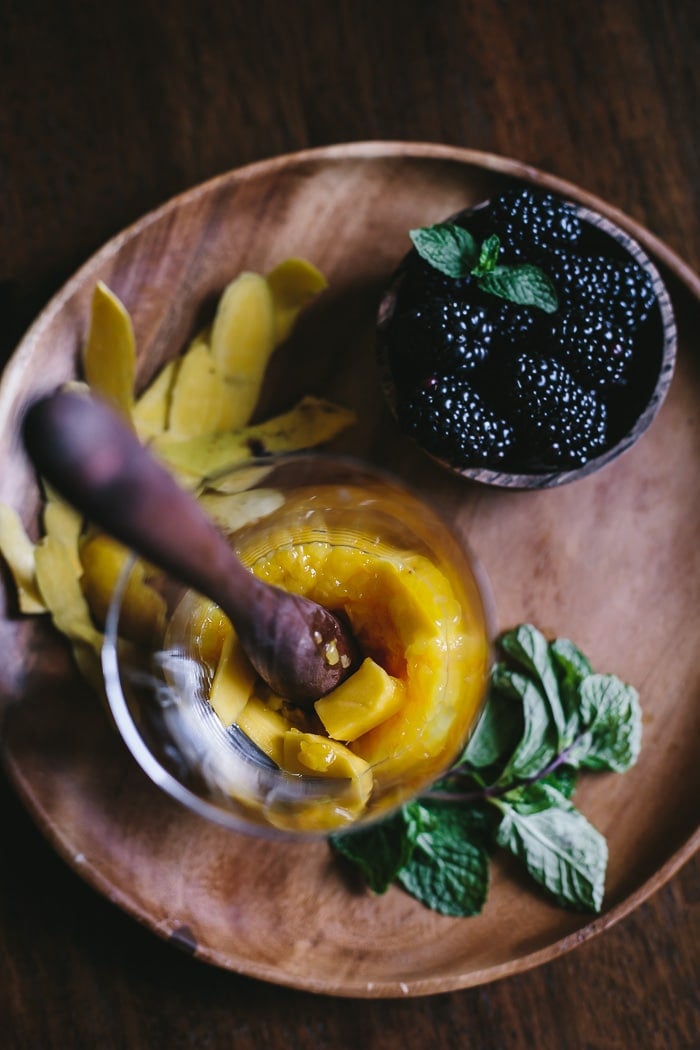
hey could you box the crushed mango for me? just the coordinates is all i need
[198,486,489,831]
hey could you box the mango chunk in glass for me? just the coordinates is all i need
[315,656,404,741]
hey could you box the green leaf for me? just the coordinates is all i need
[550,637,593,698]
[476,234,501,273]
[540,764,578,799]
[409,223,479,278]
[494,783,608,912]
[567,674,642,772]
[500,625,578,748]
[492,667,558,781]
[460,667,522,769]
[477,264,559,312]
[330,805,421,894]
[396,801,491,917]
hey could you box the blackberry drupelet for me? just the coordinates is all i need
[548,251,656,329]
[510,354,608,468]
[548,309,634,390]
[400,375,515,467]
[406,298,494,373]
[488,188,582,261]
[489,300,540,347]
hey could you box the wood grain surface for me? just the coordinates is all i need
[1,2,699,1047]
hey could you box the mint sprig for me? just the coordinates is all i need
[330,624,642,917]
[408,222,559,313]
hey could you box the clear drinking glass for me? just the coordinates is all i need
[102,454,492,839]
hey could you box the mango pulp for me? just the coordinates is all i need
[194,484,489,832]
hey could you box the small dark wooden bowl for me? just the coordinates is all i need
[377,200,677,489]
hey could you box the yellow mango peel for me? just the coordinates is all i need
[151,396,356,483]
[266,258,328,343]
[0,258,361,729]
[0,505,45,614]
[82,281,136,424]
[209,272,277,430]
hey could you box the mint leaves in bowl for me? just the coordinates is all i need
[377,187,677,488]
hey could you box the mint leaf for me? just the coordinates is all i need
[568,674,642,773]
[409,223,478,278]
[460,669,522,769]
[494,783,608,912]
[494,667,558,781]
[540,764,578,799]
[500,624,578,748]
[396,801,491,917]
[475,233,501,273]
[550,638,593,697]
[329,623,640,922]
[330,805,421,893]
[477,264,559,312]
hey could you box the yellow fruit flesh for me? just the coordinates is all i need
[314,657,404,741]
[249,538,486,790]
[199,498,489,830]
[79,534,167,647]
[208,629,257,725]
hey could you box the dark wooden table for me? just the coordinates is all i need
[2,2,698,1046]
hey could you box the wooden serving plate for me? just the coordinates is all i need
[1,142,698,998]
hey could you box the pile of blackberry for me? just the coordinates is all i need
[379,188,658,473]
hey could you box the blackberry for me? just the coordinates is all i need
[399,375,515,467]
[490,300,540,347]
[385,297,494,382]
[488,188,582,261]
[510,354,608,468]
[395,251,473,311]
[549,309,634,390]
[548,251,656,329]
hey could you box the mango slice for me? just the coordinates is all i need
[315,657,404,742]
[188,598,231,666]
[79,533,166,646]
[281,728,373,821]
[133,358,179,441]
[236,696,290,767]
[266,258,328,344]
[166,331,229,439]
[209,272,276,429]
[0,504,45,613]
[197,488,284,533]
[82,282,136,423]
[34,533,102,650]
[151,396,356,482]
[209,631,257,726]
[42,492,83,576]
[202,463,274,495]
